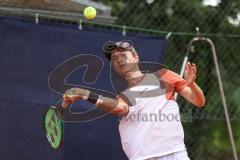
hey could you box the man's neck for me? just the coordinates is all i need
[125,70,145,87]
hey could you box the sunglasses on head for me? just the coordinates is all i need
[103,40,136,60]
[103,40,134,53]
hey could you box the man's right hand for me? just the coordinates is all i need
[62,88,86,109]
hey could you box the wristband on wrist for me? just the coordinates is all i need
[87,91,100,104]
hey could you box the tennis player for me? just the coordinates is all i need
[62,40,205,160]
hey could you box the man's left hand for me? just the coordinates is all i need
[184,62,197,86]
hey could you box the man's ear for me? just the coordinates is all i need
[132,52,139,62]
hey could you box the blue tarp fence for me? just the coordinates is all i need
[0,16,167,160]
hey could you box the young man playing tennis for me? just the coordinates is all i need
[62,40,205,160]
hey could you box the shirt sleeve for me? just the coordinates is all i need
[115,91,136,106]
[161,69,188,93]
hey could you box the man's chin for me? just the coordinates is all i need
[117,69,129,77]
[117,66,134,77]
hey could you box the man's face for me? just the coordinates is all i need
[111,49,139,76]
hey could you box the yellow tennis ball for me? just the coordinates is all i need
[84,7,97,20]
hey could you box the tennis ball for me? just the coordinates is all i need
[84,7,97,20]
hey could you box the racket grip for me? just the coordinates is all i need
[61,101,70,109]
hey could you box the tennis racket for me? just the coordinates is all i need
[43,89,78,149]
[43,106,64,149]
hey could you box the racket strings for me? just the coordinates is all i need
[44,107,63,149]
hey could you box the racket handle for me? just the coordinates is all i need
[57,107,65,118]
[61,101,70,109]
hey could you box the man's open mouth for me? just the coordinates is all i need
[120,64,126,69]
